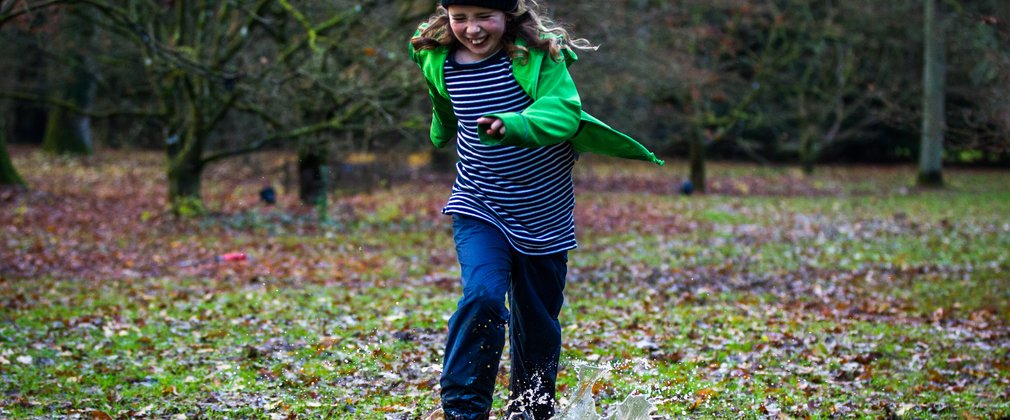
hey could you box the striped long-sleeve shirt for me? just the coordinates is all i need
[442,49,577,255]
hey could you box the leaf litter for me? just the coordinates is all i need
[2,150,1010,417]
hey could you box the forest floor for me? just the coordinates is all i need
[2,148,1009,418]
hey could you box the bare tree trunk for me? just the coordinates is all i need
[298,145,330,206]
[0,121,25,187]
[41,8,99,155]
[689,127,706,194]
[797,92,817,176]
[42,106,94,155]
[918,0,945,187]
[800,129,817,176]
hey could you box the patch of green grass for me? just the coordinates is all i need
[0,276,450,417]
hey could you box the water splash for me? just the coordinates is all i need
[609,395,657,420]
[551,361,656,420]
[552,362,609,420]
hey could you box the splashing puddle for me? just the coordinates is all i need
[550,361,656,420]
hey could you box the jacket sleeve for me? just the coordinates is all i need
[409,33,457,149]
[424,80,457,149]
[478,51,581,148]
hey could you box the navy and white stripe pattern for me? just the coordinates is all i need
[442,49,577,255]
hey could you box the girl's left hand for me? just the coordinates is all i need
[476,117,506,138]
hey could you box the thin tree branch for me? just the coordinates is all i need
[278,6,358,63]
[234,103,283,129]
[0,91,164,119]
[200,91,240,139]
[0,0,68,27]
[216,0,272,66]
[201,102,371,165]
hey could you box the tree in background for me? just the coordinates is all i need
[0,3,97,155]
[0,119,25,187]
[126,0,285,216]
[647,2,793,192]
[40,8,97,155]
[557,0,1010,171]
[1,1,53,146]
[1,2,165,150]
[2,0,416,216]
[41,53,97,155]
[763,1,902,175]
[269,0,423,206]
[939,1,1010,163]
[4,0,1009,203]
[918,0,945,187]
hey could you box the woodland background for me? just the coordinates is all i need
[1,0,1008,210]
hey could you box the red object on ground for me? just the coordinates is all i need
[216,252,248,262]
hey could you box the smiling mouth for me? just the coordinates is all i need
[468,36,487,46]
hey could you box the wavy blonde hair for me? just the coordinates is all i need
[410,0,597,63]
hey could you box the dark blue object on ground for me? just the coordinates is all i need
[259,186,276,204]
[680,180,694,195]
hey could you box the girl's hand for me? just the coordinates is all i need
[476,117,506,138]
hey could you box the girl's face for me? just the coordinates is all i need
[447,5,507,63]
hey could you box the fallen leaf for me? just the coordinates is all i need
[90,411,113,420]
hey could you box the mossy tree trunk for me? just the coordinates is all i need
[0,123,26,187]
[166,124,206,217]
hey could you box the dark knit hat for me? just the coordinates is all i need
[441,0,518,12]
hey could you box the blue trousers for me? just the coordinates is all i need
[441,215,568,420]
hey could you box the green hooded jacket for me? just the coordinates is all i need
[409,33,665,166]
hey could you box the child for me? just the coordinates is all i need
[409,1,663,418]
